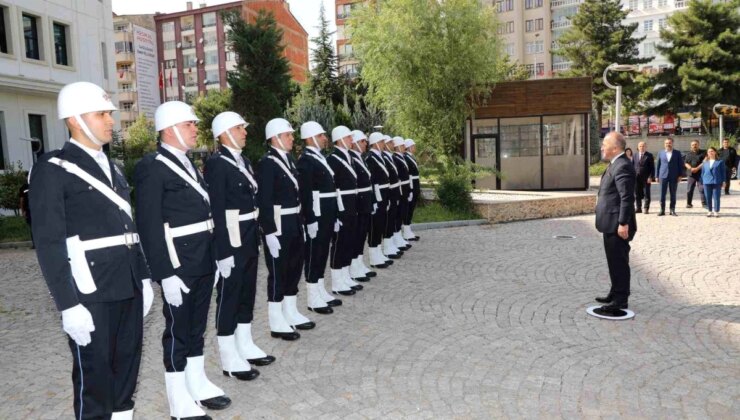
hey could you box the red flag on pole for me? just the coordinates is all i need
[159,70,164,89]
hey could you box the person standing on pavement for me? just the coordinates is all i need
[295,121,343,314]
[594,132,637,316]
[365,133,394,268]
[633,141,654,214]
[30,81,154,420]
[683,140,707,209]
[257,118,313,339]
[392,137,413,252]
[403,139,421,241]
[135,101,231,420]
[381,135,404,258]
[655,137,683,216]
[718,138,737,195]
[701,147,726,217]
[205,112,274,383]
[349,130,377,283]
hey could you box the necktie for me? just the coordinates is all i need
[182,158,196,180]
[96,152,112,184]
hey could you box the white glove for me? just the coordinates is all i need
[62,304,95,346]
[387,202,391,211]
[408,192,413,202]
[142,279,153,317]
[334,220,342,232]
[217,256,235,279]
[306,222,318,239]
[372,203,377,215]
[266,233,281,258]
[161,275,190,307]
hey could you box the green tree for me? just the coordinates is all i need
[350,97,385,133]
[286,83,337,134]
[124,114,157,160]
[192,88,232,149]
[0,161,26,215]
[351,0,507,157]
[225,10,294,163]
[554,0,650,150]
[308,3,341,106]
[647,0,740,135]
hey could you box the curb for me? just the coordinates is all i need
[0,241,33,250]
[411,219,488,231]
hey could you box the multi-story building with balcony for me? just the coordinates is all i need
[335,0,364,78]
[0,0,116,170]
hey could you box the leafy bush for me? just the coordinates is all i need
[433,158,490,214]
[0,161,27,215]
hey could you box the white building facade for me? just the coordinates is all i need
[0,0,117,172]
[621,0,690,73]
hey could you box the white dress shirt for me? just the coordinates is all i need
[161,142,197,179]
[70,138,112,184]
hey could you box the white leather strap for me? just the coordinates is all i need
[48,157,132,220]
[77,232,139,251]
[394,153,409,170]
[351,153,371,177]
[279,205,301,215]
[308,151,334,177]
[369,155,389,177]
[268,155,299,190]
[382,154,398,175]
[155,154,210,204]
[357,186,372,193]
[406,154,419,170]
[169,219,215,238]
[399,180,411,186]
[238,209,259,221]
[410,175,420,180]
[339,189,358,196]
[331,153,357,178]
[219,155,258,192]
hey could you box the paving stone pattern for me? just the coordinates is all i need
[1,192,738,419]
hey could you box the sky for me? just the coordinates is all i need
[112,0,337,55]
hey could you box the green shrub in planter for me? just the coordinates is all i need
[436,167,474,213]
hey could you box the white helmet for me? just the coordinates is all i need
[383,135,393,143]
[265,118,294,140]
[155,101,199,132]
[58,82,117,120]
[405,139,416,148]
[351,130,367,144]
[368,132,385,145]
[300,121,325,139]
[392,136,405,148]
[212,111,248,139]
[331,125,352,142]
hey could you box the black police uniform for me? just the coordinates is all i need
[205,145,260,336]
[382,151,401,249]
[30,141,149,419]
[328,148,359,271]
[257,147,304,303]
[405,152,421,228]
[296,147,339,284]
[350,149,374,266]
[393,152,412,235]
[366,150,391,251]
[134,145,216,373]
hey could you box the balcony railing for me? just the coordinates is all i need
[551,20,572,30]
[552,62,572,71]
[551,0,583,8]
[675,0,687,7]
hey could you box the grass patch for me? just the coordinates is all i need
[412,201,481,224]
[590,162,608,176]
[0,216,31,243]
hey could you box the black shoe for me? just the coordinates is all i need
[333,289,356,296]
[595,294,613,304]
[171,415,212,420]
[670,210,678,216]
[293,321,315,330]
[308,306,333,314]
[353,276,370,282]
[365,270,377,278]
[635,208,642,213]
[385,260,394,265]
[248,355,276,366]
[370,263,389,268]
[658,210,665,216]
[686,203,693,208]
[387,253,401,259]
[270,330,300,340]
[199,395,231,410]
[409,236,420,241]
[223,368,260,381]
[326,298,342,307]
[644,208,649,214]
[350,284,363,291]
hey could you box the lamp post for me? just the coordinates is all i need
[712,103,733,142]
[603,63,639,135]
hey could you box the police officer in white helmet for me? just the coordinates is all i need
[135,101,230,419]
[29,81,154,419]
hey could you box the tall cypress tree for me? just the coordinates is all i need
[308,3,341,107]
[224,10,293,162]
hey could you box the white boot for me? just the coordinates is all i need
[393,231,409,248]
[331,269,353,293]
[402,225,417,240]
[307,283,330,310]
[342,266,361,288]
[383,238,399,256]
[268,301,294,333]
[110,410,133,420]
[282,295,313,327]
[317,278,340,303]
[218,335,252,373]
[184,356,225,402]
[357,254,373,275]
[235,323,269,360]
[369,246,388,266]
[165,371,206,419]
[349,257,367,279]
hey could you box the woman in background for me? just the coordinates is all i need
[701,147,726,217]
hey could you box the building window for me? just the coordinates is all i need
[225,51,236,62]
[164,59,177,69]
[525,0,543,9]
[162,21,174,33]
[526,20,533,32]
[504,43,515,57]
[643,20,653,32]
[496,0,514,13]
[120,101,133,111]
[658,0,667,6]
[643,42,656,57]
[526,40,544,54]
[337,4,352,19]
[202,12,216,28]
[643,0,653,9]
[629,0,638,10]
[184,72,197,87]
[53,22,70,66]
[205,49,218,65]
[163,40,176,50]
[536,18,544,31]
[28,114,46,161]
[337,25,345,40]
[339,43,353,60]
[203,31,217,47]
[658,18,667,30]
[23,13,42,60]
[180,16,194,31]
[0,6,10,54]
[183,52,196,68]
[205,69,219,85]
[114,23,128,32]
[120,83,132,92]
[115,41,133,53]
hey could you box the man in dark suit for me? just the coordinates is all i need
[365,133,393,268]
[595,132,637,315]
[655,137,683,216]
[135,101,230,419]
[633,141,654,214]
[392,137,413,251]
[349,130,377,282]
[718,138,737,195]
[206,111,273,382]
[30,81,153,420]
[403,139,421,241]
[381,135,404,258]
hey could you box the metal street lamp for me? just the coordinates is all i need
[603,63,639,135]
[712,103,733,142]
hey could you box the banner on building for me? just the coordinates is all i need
[133,25,160,119]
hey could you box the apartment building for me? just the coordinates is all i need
[0,0,116,170]
[621,0,690,73]
[335,0,363,78]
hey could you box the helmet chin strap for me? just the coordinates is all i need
[276,135,287,152]
[225,130,242,150]
[172,126,190,150]
[74,115,103,147]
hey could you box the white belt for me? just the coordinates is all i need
[339,189,358,196]
[376,183,390,189]
[410,175,420,180]
[317,191,338,198]
[170,219,215,238]
[400,180,411,186]
[238,209,259,222]
[78,232,140,251]
[357,186,372,193]
[390,182,400,188]
[279,205,301,215]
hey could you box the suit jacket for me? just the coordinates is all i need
[296,147,338,224]
[205,145,260,261]
[350,149,374,214]
[382,151,401,201]
[632,151,654,181]
[30,141,150,311]
[595,154,637,241]
[700,160,726,185]
[405,153,421,197]
[656,149,683,180]
[256,147,302,237]
[328,148,359,216]
[393,152,411,199]
[366,151,390,205]
[135,145,215,283]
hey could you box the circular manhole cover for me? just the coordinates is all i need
[553,235,577,240]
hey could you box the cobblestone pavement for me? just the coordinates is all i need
[1,190,739,419]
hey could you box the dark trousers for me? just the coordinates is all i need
[404,194,417,225]
[603,233,631,303]
[725,168,732,193]
[704,183,722,212]
[635,177,651,210]
[354,212,370,257]
[385,199,398,239]
[396,193,409,231]
[70,296,142,419]
[304,216,334,283]
[162,273,212,372]
[368,203,387,247]
[659,179,678,210]
[330,212,357,268]
[686,176,705,206]
[263,232,303,302]
[215,254,258,335]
